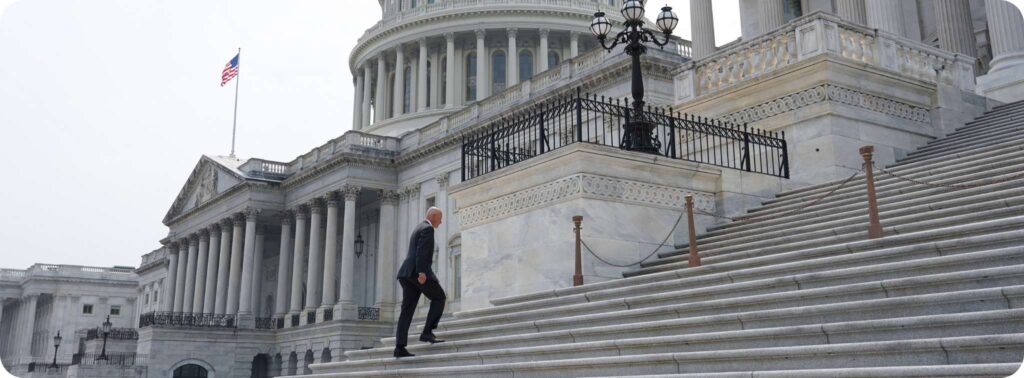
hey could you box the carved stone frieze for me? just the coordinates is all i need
[718,84,931,125]
[458,174,716,229]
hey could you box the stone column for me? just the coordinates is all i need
[934,0,977,59]
[320,193,340,318]
[203,224,220,314]
[507,28,518,87]
[162,243,179,312]
[15,295,37,365]
[289,207,309,317]
[394,45,405,117]
[336,185,361,319]
[174,242,188,312]
[570,32,580,58]
[865,0,904,36]
[226,213,245,315]
[362,65,373,128]
[182,234,199,313]
[418,38,429,111]
[445,33,456,108]
[690,0,716,60]
[374,53,387,122]
[250,225,266,316]
[375,190,399,321]
[985,0,1024,72]
[275,212,293,316]
[353,73,364,130]
[214,219,233,314]
[476,29,487,101]
[305,199,324,318]
[836,0,867,25]
[760,0,785,34]
[239,207,260,318]
[435,174,450,287]
[192,230,210,313]
[539,29,550,72]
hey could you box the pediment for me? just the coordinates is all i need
[163,156,246,224]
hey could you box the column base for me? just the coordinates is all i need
[317,305,336,322]
[374,302,398,322]
[303,308,318,325]
[236,312,255,329]
[978,60,1024,103]
[284,311,301,328]
[333,301,359,320]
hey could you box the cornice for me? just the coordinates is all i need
[163,181,280,227]
[280,153,395,190]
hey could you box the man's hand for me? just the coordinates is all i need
[417,273,427,285]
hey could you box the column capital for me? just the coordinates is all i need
[445,32,455,42]
[280,210,295,225]
[380,190,399,205]
[324,191,340,207]
[233,213,246,226]
[539,28,550,38]
[475,29,486,39]
[199,229,210,240]
[507,27,518,38]
[208,223,221,235]
[308,198,324,214]
[221,217,235,229]
[244,207,261,220]
[342,184,361,201]
[418,37,427,46]
[406,185,421,198]
[436,174,450,189]
[294,205,309,220]
[570,31,580,39]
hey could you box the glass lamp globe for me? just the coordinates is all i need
[656,6,679,34]
[620,0,645,23]
[591,12,612,38]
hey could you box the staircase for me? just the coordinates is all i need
[310,100,1024,377]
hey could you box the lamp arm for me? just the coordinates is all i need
[642,28,673,48]
[598,30,629,51]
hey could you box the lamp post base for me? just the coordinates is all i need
[620,120,661,154]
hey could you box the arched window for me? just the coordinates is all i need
[465,53,477,102]
[548,51,560,69]
[320,348,332,363]
[303,350,314,375]
[440,57,447,106]
[403,66,412,113]
[519,50,534,80]
[287,352,298,376]
[251,354,270,378]
[492,50,507,92]
[173,364,208,378]
[273,354,283,377]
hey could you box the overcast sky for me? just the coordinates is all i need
[23,0,1024,270]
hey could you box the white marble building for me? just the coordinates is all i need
[4,0,1024,377]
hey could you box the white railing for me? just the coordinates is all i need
[139,248,168,268]
[0,269,26,281]
[674,12,975,105]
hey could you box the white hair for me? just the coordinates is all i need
[425,207,443,219]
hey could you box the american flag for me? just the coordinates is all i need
[221,53,239,87]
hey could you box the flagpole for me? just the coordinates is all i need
[230,47,240,157]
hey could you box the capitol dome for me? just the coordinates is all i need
[349,0,629,136]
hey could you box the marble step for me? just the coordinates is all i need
[406,262,1024,343]
[359,247,1023,357]
[723,161,1024,228]
[629,214,1024,277]
[596,363,1022,378]
[649,200,1024,268]
[925,119,1024,146]
[340,310,1024,370]
[474,239,1023,321]
[313,334,1024,377]
[910,125,1024,157]
[666,187,1024,259]
[492,226,1024,308]
[955,106,1024,129]
[901,131,1024,164]
[775,137,1024,200]
[747,149,1024,214]
[697,170,1024,242]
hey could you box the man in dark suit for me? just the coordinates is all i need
[394,207,446,358]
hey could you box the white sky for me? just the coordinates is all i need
[1,0,1020,270]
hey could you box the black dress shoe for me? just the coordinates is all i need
[419,333,445,344]
[393,347,415,358]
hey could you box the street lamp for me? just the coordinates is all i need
[50,331,62,368]
[96,315,111,361]
[354,233,365,258]
[592,2,679,153]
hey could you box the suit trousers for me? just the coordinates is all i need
[395,277,446,348]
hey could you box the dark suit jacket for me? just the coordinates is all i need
[397,220,438,282]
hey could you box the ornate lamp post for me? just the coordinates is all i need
[591,1,679,153]
[50,331,62,368]
[96,315,112,361]
[354,233,365,258]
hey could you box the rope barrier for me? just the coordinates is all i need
[580,212,684,267]
[873,163,1024,190]
[694,168,863,223]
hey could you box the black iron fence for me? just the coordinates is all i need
[461,89,789,181]
[85,327,138,341]
[358,307,380,321]
[71,352,143,366]
[254,317,277,330]
[138,312,236,329]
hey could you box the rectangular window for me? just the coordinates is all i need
[110,305,121,316]
[144,294,150,305]
[82,304,93,314]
